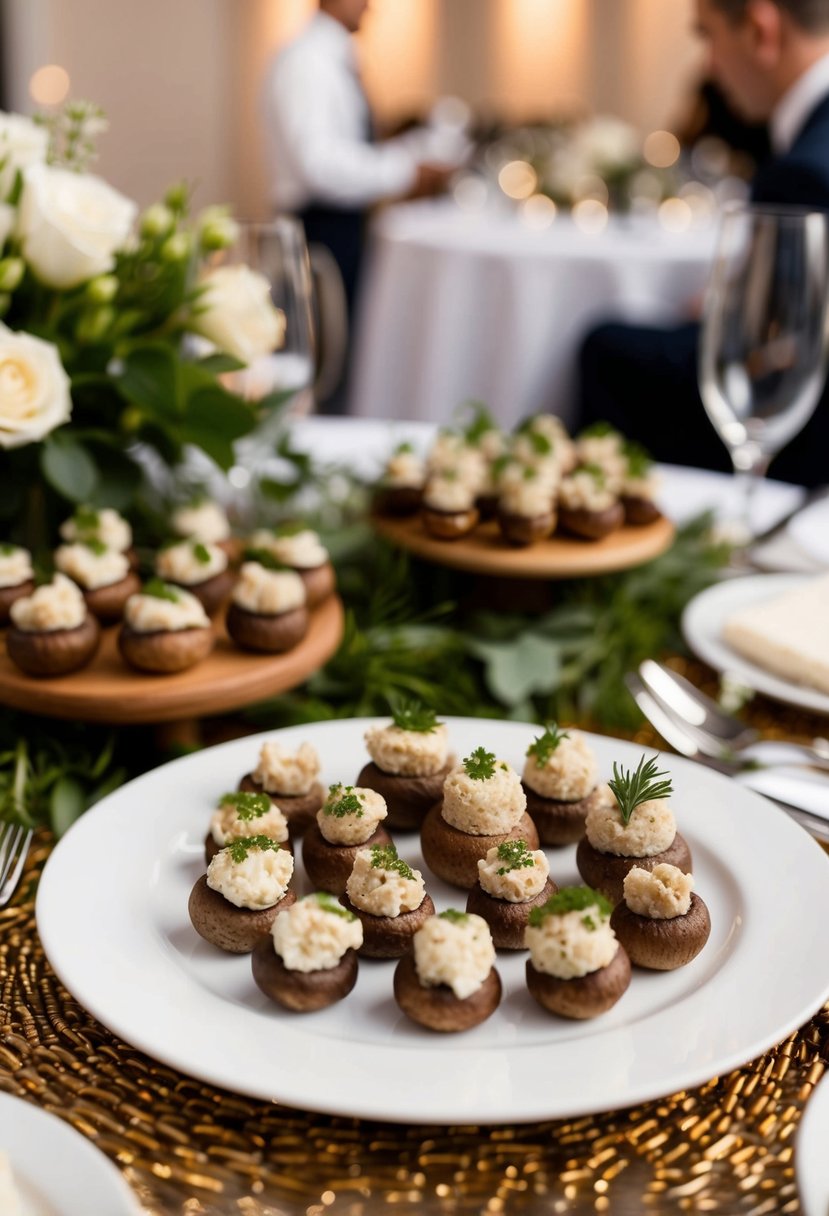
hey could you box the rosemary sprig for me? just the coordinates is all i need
[527,722,570,766]
[608,755,672,825]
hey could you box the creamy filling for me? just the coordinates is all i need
[206,843,294,910]
[253,740,320,796]
[317,784,388,846]
[123,586,210,633]
[477,845,549,902]
[232,562,306,616]
[364,722,448,777]
[525,907,619,979]
[172,500,231,544]
[155,540,227,585]
[413,912,495,1000]
[9,573,86,632]
[60,507,132,552]
[271,894,363,971]
[345,847,426,917]
[522,731,598,802]
[585,789,676,857]
[441,758,526,835]
[623,863,693,919]
[55,543,129,590]
[0,546,33,590]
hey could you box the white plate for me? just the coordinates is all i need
[37,718,829,1125]
[682,574,829,716]
[789,499,829,567]
[0,1091,141,1215]
[797,1072,829,1216]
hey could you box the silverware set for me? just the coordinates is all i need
[0,822,33,908]
[626,660,829,840]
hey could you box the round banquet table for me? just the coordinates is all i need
[348,201,717,429]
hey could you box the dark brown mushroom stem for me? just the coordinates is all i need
[610,893,711,970]
[251,939,359,1011]
[118,623,213,674]
[340,893,435,958]
[188,874,296,954]
[355,759,454,832]
[7,614,101,677]
[576,832,693,906]
[526,944,631,1019]
[301,822,393,896]
[522,784,605,847]
[420,802,540,890]
[465,878,557,950]
[393,951,501,1031]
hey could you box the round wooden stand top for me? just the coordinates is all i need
[372,514,675,579]
[0,595,344,725]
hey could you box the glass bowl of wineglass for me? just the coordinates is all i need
[699,202,829,541]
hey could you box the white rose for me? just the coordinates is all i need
[0,204,14,250]
[0,112,48,201]
[192,265,286,364]
[17,163,137,290]
[0,322,71,448]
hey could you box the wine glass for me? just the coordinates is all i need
[699,203,829,541]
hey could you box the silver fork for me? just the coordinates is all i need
[0,822,33,907]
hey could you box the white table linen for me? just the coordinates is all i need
[348,202,716,429]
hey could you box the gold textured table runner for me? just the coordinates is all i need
[2,677,829,1215]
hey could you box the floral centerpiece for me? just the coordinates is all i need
[0,102,286,553]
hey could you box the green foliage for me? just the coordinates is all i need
[608,755,673,825]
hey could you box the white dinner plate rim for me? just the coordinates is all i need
[682,573,829,715]
[37,717,829,1126]
[0,1090,141,1215]
[797,1071,829,1216]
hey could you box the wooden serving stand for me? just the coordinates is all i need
[373,514,675,579]
[0,595,344,746]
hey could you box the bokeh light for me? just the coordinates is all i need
[658,197,693,232]
[29,65,70,107]
[644,130,681,169]
[498,160,538,200]
[522,194,557,229]
[572,199,609,234]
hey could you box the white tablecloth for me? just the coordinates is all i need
[349,202,716,429]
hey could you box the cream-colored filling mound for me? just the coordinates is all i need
[384,449,425,488]
[232,562,306,616]
[423,475,476,514]
[441,760,526,835]
[60,507,132,551]
[0,546,33,589]
[10,573,86,632]
[210,801,289,847]
[124,587,210,633]
[55,543,129,590]
[559,471,617,513]
[346,848,426,917]
[172,500,231,544]
[155,540,227,584]
[272,895,363,972]
[248,528,328,570]
[364,722,448,777]
[723,574,829,696]
[623,473,660,501]
[317,785,388,845]
[585,788,676,857]
[525,907,618,979]
[523,732,598,801]
[576,436,627,491]
[428,436,487,491]
[253,740,320,796]
[477,846,549,902]
[207,844,294,910]
[499,470,556,518]
[413,913,495,999]
[0,1153,22,1216]
[624,863,693,919]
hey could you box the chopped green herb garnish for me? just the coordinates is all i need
[580,421,618,440]
[461,401,496,446]
[608,754,672,826]
[527,722,570,767]
[527,430,553,457]
[441,468,459,482]
[580,462,606,486]
[73,505,101,531]
[522,465,538,481]
[324,784,364,818]
[439,909,469,925]
[81,538,109,556]
[274,520,308,538]
[312,892,356,920]
[394,441,415,456]
[495,839,535,875]
[624,440,653,479]
[491,453,512,481]
[224,834,282,863]
[463,747,497,781]
[219,791,271,821]
[242,548,290,572]
[0,543,18,556]
[142,578,180,602]
[370,844,414,880]
[389,696,439,734]
[528,886,611,927]
[193,541,211,565]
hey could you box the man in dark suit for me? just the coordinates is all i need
[577,0,829,487]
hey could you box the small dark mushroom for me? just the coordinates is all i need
[355,758,454,832]
[188,874,296,954]
[251,938,359,1010]
[7,614,101,677]
[238,774,324,839]
[497,510,555,547]
[168,568,236,617]
[118,623,213,673]
[466,877,557,950]
[522,783,605,847]
[421,506,479,541]
[298,562,336,609]
[372,485,423,517]
[420,803,540,890]
[622,496,662,527]
[393,951,501,1031]
[340,892,435,958]
[558,502,625,541]
[576,833,693,906]
[302,821,393,896]
[226,603,309,653]
[526,944,631,1019]
[83,572,142,624]
[610,893,711,970]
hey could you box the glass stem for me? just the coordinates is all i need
[732,443,771,542]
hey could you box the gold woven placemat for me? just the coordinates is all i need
[1,834,827,1216]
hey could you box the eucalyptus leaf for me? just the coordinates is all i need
[467,633,562,707]
[40,432,98,503]
[49,776,86,837]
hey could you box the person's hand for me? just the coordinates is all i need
[407,162,455,200]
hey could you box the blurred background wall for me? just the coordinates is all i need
[1,0,702,213]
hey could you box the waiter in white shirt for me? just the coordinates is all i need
[263,0,453,318]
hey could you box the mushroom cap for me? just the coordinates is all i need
[167,568,236,617]
[497,509,556,547]
[188,873,296,954]
[526,944,631,1019]
[301,821,393,896]
[393,950,501,1031]
[421,506,479,541]
[0,580,35,626]
[8,613,101,677]
[251,937,359,1011]
[576,832,693,906]
[118,622,213,673]
[420,802,540,890]
[298,561,336,609]
[465,877,558,950]
[238,775,324,839]
[558,501,625,541]
[622,495,662,527]
[340,892,436,958]
[522,784,604,847]
[356,759,454,832]
[372,485,423,518]
[82,572,142,625]
[610,893,711,970]
[226,602,309,653]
